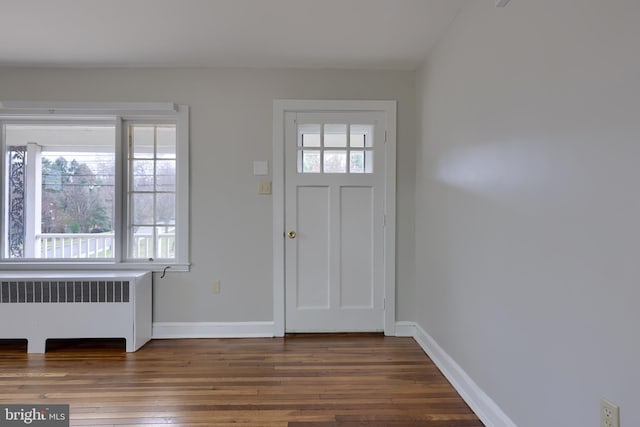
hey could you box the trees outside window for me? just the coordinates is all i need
[41,156,114,234]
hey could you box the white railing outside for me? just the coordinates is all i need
[132,231,175,259]
[39,232,114,259]
[37,231,175,259]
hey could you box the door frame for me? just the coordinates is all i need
[272,100,397,336]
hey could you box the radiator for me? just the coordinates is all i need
[0,271,152,353]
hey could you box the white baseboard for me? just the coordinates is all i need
[394,320,417,337]
[397,321,517,427]
[152,321,275,339]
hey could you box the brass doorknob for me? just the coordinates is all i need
[287,230,297,239]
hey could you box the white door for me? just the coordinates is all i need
[284,111,387,332]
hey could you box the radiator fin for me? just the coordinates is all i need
[0,280,130,304]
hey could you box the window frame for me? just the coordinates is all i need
[0,102,190,271]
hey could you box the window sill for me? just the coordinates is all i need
[0,262,191,273]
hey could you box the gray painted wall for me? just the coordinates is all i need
[0,67,416,323]
[417,0,640,426]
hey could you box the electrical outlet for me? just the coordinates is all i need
[601,398,619,427]
[212,280,221,294]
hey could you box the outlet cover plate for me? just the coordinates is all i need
[601,398,620,427]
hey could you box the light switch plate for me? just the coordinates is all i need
[253,161,268,176]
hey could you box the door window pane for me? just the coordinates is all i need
[324,124,347,147]
[350,150,374,174]
[298,124,321,147]
[300,150,321,173]
[350,124,373,148]
[350,151,365,173]
[324,151,347,173]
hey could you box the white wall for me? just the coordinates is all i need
[0,67,416,323]
[417,1,640,426]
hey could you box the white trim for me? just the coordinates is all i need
[0,262,190,272]
[383,102,397,336]
[152,322,275,339]
[114,118,124,263]
[272,102,286,337]
[400,321,518,427]
[0,101,178,115]
[272,100,397,337]
[394,321,417,337]
[175,106,190,265]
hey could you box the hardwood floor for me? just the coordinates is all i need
[0,335,483,426]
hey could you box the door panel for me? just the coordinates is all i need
[296,186,330,309]
[340,186,373,309]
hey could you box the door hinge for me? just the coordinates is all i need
[383,298,386,309]
[384,130,387,143]
[383,215,387,227]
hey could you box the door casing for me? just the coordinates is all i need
[272,100,396,336]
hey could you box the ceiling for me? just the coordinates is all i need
[0,0,465,69]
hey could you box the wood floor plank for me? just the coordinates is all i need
[0,335,483,426]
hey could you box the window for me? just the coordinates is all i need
[0,102,189,270]
[5,124,116,259]
[128,124,176,260]
[297,123,374,174]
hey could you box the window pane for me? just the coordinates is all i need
[324,151,347,173]
[298,124,321,147]
[132,193,154,224]
[132,126,155,158]
[350,124,373,148]
[156,226,175,258]
[156,126,176,159]
[128,124,178,260]
[324,124,347,147]
[4,124,115,259]
[132,160,155,191]
[350,150,374,174]
[350,151,365,173]
[156,160,176,192]
[300,150,321,173]
[131,226,153,259]
[155,193,175,224]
